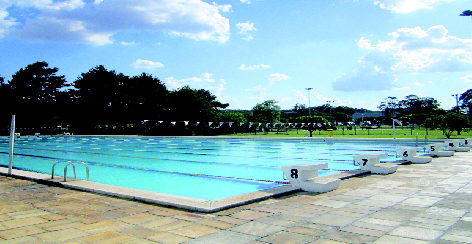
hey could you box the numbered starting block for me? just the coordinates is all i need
[463,139,472,147]
[396,147,432,164]
[353,153,398,175]
[446,140,470,152]
[281,164,340,193]
[428,143,454,157]
[456,139,472,148]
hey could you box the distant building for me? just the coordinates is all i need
[351,111,383,120]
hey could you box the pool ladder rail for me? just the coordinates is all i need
[51,161,90,182]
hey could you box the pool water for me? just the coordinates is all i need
[0,136,427,200]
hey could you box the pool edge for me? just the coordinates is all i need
[0,167,302,212]
[0,167,370,213]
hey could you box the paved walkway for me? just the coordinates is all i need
[1,152,472,243]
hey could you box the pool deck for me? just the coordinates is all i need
[0,152,472,243]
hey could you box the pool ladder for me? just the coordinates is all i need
[51,161,89,182]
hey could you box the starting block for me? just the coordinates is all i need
[428,143,454,157]
[353,153,398,174]
[456,139,472,148]
[281,164,340,193]
[464,139,472,147]
[446,140,470,152]
[396,147,432,164]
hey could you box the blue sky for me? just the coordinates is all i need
[1,0,471,111]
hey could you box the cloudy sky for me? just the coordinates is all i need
[1,0,471,110]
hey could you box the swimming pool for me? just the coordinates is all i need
[0,136,428,200]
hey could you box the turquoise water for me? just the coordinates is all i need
[0,136,427,200]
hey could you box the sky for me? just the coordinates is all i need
[1,0,472,111]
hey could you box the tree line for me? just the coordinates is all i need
[377,94,471,138]
[0,62,229,135]
[1,61,471,137]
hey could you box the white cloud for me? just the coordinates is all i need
[236,21,256,40]
[373,0,456,14]
[245,85,267,100]
[238,64,271,70]
[337,25,472,92]
[46,0,85,11]
[236,21,256,34]
[2,0,230,45]
[0,9,16,38]
[240,0,252,4]
[279,90,309,106]
[461,74,472,83]
[132,59,164,69]
[359,25,472,73]
[164,73,227,101]
[121,41,138,45]
[242,35,253,41]
[331,97,353,107]
[393,85,410,90]
[413,82,424,87]
[164,73,218,90]
[293,90,306,100]
[212,2,232,12]
[208,79,227,100]
[267,73,290,85]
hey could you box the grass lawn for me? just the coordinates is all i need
[224,126,472,140]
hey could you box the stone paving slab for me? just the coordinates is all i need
[0,150,471,243]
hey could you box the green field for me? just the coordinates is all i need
[226,126,472,139]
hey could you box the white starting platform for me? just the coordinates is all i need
[428,143,455,157]
[396,147,432,164]
[446,140,470,152]
[353,153,398,175]
[281,164,340,193]
[462,139,472,147]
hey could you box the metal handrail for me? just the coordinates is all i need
[51,161,89,182]
[64,162,89,182]
[51,161,71,179]
[64,162,77,181]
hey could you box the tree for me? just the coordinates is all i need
[292,103,308,117]
[220,111,247,123]
[0,76,9,103]
[0,75,11,128]
[397,95,440,116]
[252,100,281,123]
[123,73,168,120]
[380,95,441,125]
[460,89,472,116]
[73,65,126,109]
[9,61,67,112]
[424,112,468,138]
[72,65,129,131]
[7,62,68,131]
[333,106,355,122]
[167,86,228,122]
[378,96,398,119]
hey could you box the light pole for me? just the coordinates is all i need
[460,10,472,37]
[452,94,459,113]
[305,88,313,117]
